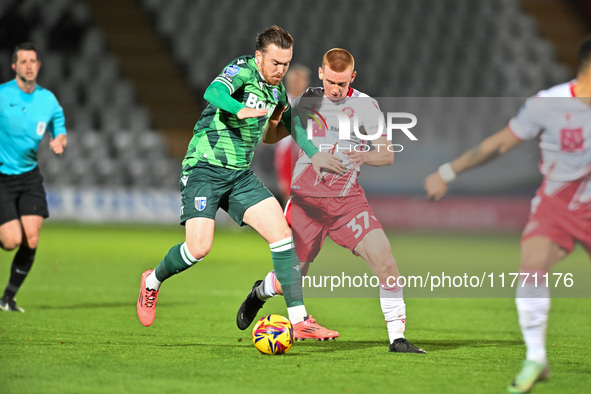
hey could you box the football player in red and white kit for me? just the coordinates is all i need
[274,65,311,205]
[237,48,425,353]
[425,39,591,393]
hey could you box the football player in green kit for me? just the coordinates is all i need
[137,26,343,337]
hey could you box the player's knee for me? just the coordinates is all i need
[1,235,22,251]
[520,253,549,271]
[184,241,210,261]
[24,234,40,249]
[279,227,292,241]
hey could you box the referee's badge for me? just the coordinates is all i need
[36,121,47,136]
[195,197,207,211]
[272,88,278,102]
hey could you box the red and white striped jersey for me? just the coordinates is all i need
[509,81,591,214]
[290,87,386,197]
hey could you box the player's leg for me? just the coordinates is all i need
[0,174,23,251]
[151,217,213,287]
[138,218,213,327]
[0,220,22,251]
[242,197,308,323]
[354,228,425,353]
[265,196,338,340]
[238,193,339,339]
[0,217,38,312]
[509,235,565,393]
[1,169,48,313]
[0,219,24,312]
[137,165,220,327]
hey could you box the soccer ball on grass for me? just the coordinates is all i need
[252,314,294,355]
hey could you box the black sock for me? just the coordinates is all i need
[3,245,36,300]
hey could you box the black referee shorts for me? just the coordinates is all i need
[0,166,49,225]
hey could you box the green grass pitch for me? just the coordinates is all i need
[1,223,589,393]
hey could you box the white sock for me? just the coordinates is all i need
[287,305,307,324]
[516,274,550,364]
[380,283,406,343]
[146,272,162,290]
[255,271,278,301]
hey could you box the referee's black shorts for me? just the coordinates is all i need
[0,166,49,225]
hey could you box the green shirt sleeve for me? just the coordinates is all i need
[203,81,246,115]
[281,106,319,158]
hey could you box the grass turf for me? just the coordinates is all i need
[1,223,589,393]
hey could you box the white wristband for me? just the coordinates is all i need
[438,162,456,183]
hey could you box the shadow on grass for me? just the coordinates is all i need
[412,339,523,351]
[36,302,134,310]
[35,302,190,310]
[158,338,522,353]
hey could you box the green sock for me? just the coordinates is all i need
[270,238,303,308]
[154,242,200,282]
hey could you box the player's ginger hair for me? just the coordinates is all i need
[322,48,355,72]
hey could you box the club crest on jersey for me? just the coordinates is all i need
[224,65,240,77]
[272,88,278,102]
[342,107,355,119]
[195,197,207,211]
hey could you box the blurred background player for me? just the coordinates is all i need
[137,26,344,333]
[0,42,67,312]
[284,64,312,103]
[237,48,426,352]
[274,64,311,205]
[424,38,591,394]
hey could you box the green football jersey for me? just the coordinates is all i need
[183,55,290,171]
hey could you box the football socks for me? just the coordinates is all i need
[270,237,303,308]
[255,271,278,300]
[3,245,36,300]
[154,242,201,283]
[287,305,307,324]
[379,284,406,343]
[516,274,550,365]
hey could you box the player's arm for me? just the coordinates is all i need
[344,135,394,169]
[262,105,290,143]
[282,107,346,180]
[425,126,522,201]
[203,82,266,119]
[49,103,67,155]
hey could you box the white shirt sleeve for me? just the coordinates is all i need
[360,99,386,138]
[508,97,545,141]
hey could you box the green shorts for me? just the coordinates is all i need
[179,162,273,226]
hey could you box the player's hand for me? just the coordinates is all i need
[237,107,267,119]
[49,136,66,156]
[343,150,368,170]
[424,172,448,201]
[311,152,345,182]
[268,105,286,127]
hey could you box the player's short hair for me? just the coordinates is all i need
[255,25,293,52]
[577,37,591,75]
[12,42,39,64]
[322,48,355,73]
